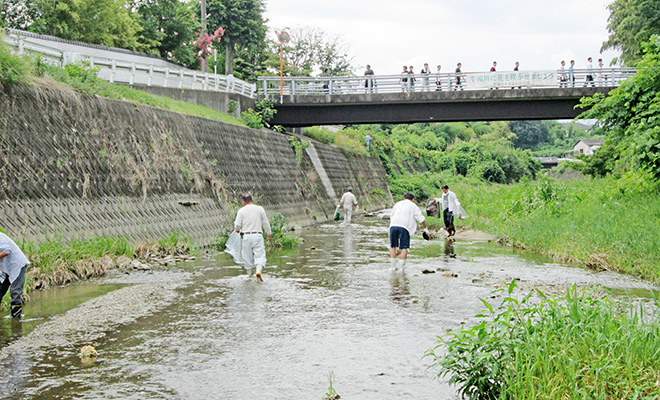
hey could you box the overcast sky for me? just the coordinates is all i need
[264,0,619,76]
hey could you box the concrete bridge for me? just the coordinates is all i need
[257,70,634,127]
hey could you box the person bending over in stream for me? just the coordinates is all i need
[234,193,271,281]
[0,232,30,319]
[389,192,428,272]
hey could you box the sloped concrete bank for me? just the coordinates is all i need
[0,82,392,246]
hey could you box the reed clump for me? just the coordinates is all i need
[427,281,660,399]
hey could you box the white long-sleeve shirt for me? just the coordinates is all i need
[440,190,460,213]
[340,192,358,210]
[389,199,425,236]
[234,204,272,235]
[0,233,30,284]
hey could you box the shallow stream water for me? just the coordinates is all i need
[1,216,658,399]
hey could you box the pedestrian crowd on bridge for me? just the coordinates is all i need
[358,56,611,93]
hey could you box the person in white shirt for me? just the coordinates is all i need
[389,192,428,271]
[439,185,460,238]
[234,193,271,281]
[0,232,30,319]
[339,187,358,225]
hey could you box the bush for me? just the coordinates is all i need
[0,39,30,89]
[303,126,335,144]
[241,108,264,129]
[427,282,660,399]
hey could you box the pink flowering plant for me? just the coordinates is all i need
[194,27,225,64]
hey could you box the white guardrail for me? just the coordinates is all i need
[3,28,256,98]
[257,67,637,96]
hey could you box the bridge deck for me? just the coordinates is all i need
[262,86,615,127]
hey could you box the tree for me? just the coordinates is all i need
[204,0,267,76]
[601,0,660,66]
[1,0,42,30]
[510,120,550,150]
[135,0,199,68]
[579,35,660,180]
[282,26,353,76]
[20,0,145,51]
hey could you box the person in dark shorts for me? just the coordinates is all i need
[389,192,428,271]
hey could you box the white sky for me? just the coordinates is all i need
[264,0,619,76]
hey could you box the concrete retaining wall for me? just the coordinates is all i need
[0,83,392,246]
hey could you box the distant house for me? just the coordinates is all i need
[573,139,604,156]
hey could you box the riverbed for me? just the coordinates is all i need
[1,216,657,399]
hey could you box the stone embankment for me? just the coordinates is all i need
[0,81,392,246]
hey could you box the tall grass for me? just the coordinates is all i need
[451,173,660,282]
[0,34,31,89]
[427,281,660,399]
[39,62,246,126]
[19,232,198,291]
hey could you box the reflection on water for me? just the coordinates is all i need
[389,270,410,305]
[2,217,659,399]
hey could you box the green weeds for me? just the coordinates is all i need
[22,232,197,291]
[427,281,660,399]
[454,174,660,282]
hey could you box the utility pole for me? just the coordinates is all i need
[201,0,208,73]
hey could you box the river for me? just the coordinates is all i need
[1,215,657,399]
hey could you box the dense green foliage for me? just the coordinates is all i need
[0,34,29,88]
[202,0,267,75]
[601,0,660,66]
[579,35,660,181]
[454,174,660,281]
[303,123,542,202]
[135,0,199,67]
[428,281,660,399]
[4,0,147,52]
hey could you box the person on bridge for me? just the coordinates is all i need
[0,232,30,319]
[364,64,375,93]
[585,57,595,87]
[400,65,409,92]
[389,192,428,272]
[559,60,568,87]
[569,60,576,87]
[513,61,521,89]
[408,65,416,92]
[454,63,463,90]
[439,185,461,238]
[435,65,443,91]
[420,63,431,91]
[339,187,358,225]
[490,61,498,89]
[234,193,271,282]
[597,58,606,84]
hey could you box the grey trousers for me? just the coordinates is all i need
[0,264,27,306]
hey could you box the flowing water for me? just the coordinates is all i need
[1,216,658,399]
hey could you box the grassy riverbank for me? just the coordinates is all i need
[428,281,660,399]
[16,232,197,294]
[0,40,246,127]
[444,173,660,282]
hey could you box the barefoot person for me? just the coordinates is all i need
[389,192,428,271]
[234,193,271,281]
[0,232,30,319]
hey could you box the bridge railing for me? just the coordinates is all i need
[3,28,257,98]
[257,68,636,96]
